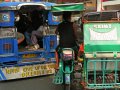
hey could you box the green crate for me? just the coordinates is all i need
[84,59,120,89]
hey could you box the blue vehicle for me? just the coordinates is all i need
[0,2,59,81]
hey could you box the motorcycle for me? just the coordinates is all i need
[51,2,84,90]
[54,48,74,90]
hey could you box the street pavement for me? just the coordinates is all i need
[0,75,63,90]
[0,73,116,90]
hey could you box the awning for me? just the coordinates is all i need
[51,3,84,12]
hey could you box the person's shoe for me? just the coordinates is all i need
[34,44,40,50]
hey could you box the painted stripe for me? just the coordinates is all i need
[0,69,6,80]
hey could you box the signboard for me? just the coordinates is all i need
[0,28,16,38]
[89,24,117,40]
[84,22,120,52]
[0,63,55,80]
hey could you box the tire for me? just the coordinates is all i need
[63,73,71,90]
[64,84,70,90]
[63,73,74,90]
[63,63,74,90]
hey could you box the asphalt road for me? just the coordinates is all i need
[0,73,116,90]
[0,75,63,90]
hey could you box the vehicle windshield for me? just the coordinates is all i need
[84,10,120,21]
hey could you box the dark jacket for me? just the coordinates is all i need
[57,21,77,48]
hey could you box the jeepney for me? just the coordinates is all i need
[0,2,59,81]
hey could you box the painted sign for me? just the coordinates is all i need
[84,23,119,41]
[84,22,120,52]
[0,63,55,80]
[89,27,117,40]
[0,28,16,38]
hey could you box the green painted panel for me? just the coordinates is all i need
[84,22,120,52]
[51,3,84,12]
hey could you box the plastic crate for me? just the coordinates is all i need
[84,59,120,89]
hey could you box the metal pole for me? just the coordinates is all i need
[97,0,101,11]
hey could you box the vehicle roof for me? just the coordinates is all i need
[84,10,120,16]
[0,2,22,7]
[0,2,55,10]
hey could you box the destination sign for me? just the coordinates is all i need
[0,28,16,38]
[1,63,55,80]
